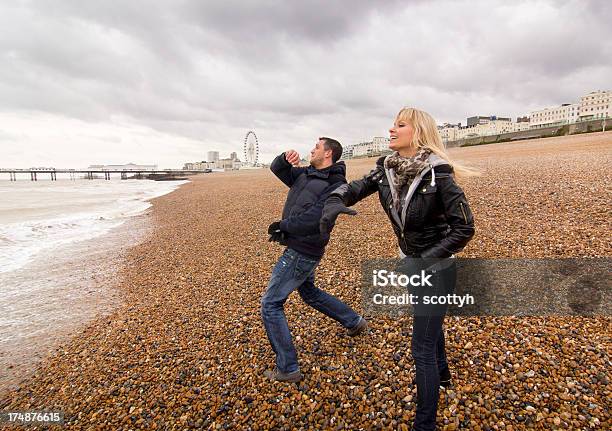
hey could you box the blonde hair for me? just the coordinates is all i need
[395,107,480,179]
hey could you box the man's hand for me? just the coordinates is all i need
[319,196,357,234]
[268,221,287,243]
[284,150,300,167]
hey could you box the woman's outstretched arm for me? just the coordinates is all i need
[319,165,384,233]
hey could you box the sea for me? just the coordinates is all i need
[0,175,189,391]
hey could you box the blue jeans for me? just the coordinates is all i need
[261,248,362,373]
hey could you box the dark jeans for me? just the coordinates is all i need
[261,248,361,373]
[412,315,449,431]
[407,258,457,431]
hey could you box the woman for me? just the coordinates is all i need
[320,107,477,430]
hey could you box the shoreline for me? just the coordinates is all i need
[0,179,192,394]
[0,136,610,429]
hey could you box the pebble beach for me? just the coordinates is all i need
[1,133,611,429]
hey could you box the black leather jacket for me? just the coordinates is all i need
[331,155,475,258]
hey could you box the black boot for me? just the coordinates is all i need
[411,368,452,389]
[439,367,452,389]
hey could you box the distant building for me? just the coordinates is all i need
[371,137,390,153]
[87,163,157,171]
[183,161,210,170]
[342,146,353,159]
[341,137,390,159]
[578,90,611,121]
[351,142,371,157]
[434,90,609,142]
[184,151,241,171]
[438,123,461,143]
[456,117,514,140]
[528,90,610,128]
[509,120,531,132]
[218,157,242,170]
[530,103,581,128]
[207,151,219,163]
[466,115,511,127]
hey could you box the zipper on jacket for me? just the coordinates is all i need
[459,202,468,224]
[400,231,409,256]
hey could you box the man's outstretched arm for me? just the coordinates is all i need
[270,150,307,187]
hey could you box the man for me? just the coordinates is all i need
[261,137,368,383]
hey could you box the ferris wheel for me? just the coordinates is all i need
[243,130,259,166]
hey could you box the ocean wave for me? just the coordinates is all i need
[0,179,188,274]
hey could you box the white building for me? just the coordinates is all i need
[345,137,390,158]
[218,158,242,170]
[528,90,610,128]
[530,103,581,128]
[467,115,511,127]
[183,162,209,170]
[509,120,531,132]
[455,118,516,140]
[579,90,611,121]
[438,123,460,143]
[184,152,242,171]
[455,125,479,140]
[342,145,354,159]
[371,136,390,153]
[351,142,371,157]
[207,151,219,163]
[88,163,157,171]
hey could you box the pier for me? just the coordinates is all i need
[1,168,212,181]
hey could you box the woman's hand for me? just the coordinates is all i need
[319,196,357,233]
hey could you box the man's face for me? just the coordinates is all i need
[309,139,329,167]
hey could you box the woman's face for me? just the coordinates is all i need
[388,118,415,152]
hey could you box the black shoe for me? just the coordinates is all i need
[263,367,303,383]
[439,367,452,389]
[347,317,368,337]
[411,368,452,389]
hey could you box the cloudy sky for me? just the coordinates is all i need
[0,0,610,169]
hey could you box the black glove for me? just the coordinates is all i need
[268,221,287,244]
[319,196,357,234]
[366,166,385,184]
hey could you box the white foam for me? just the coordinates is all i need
[0,179,188,274]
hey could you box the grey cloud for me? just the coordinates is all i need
[0,0,610,167]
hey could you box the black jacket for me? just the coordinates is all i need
[331,155,475,258]
[271,153,347,258]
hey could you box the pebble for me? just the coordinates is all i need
[0,135,610,430]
